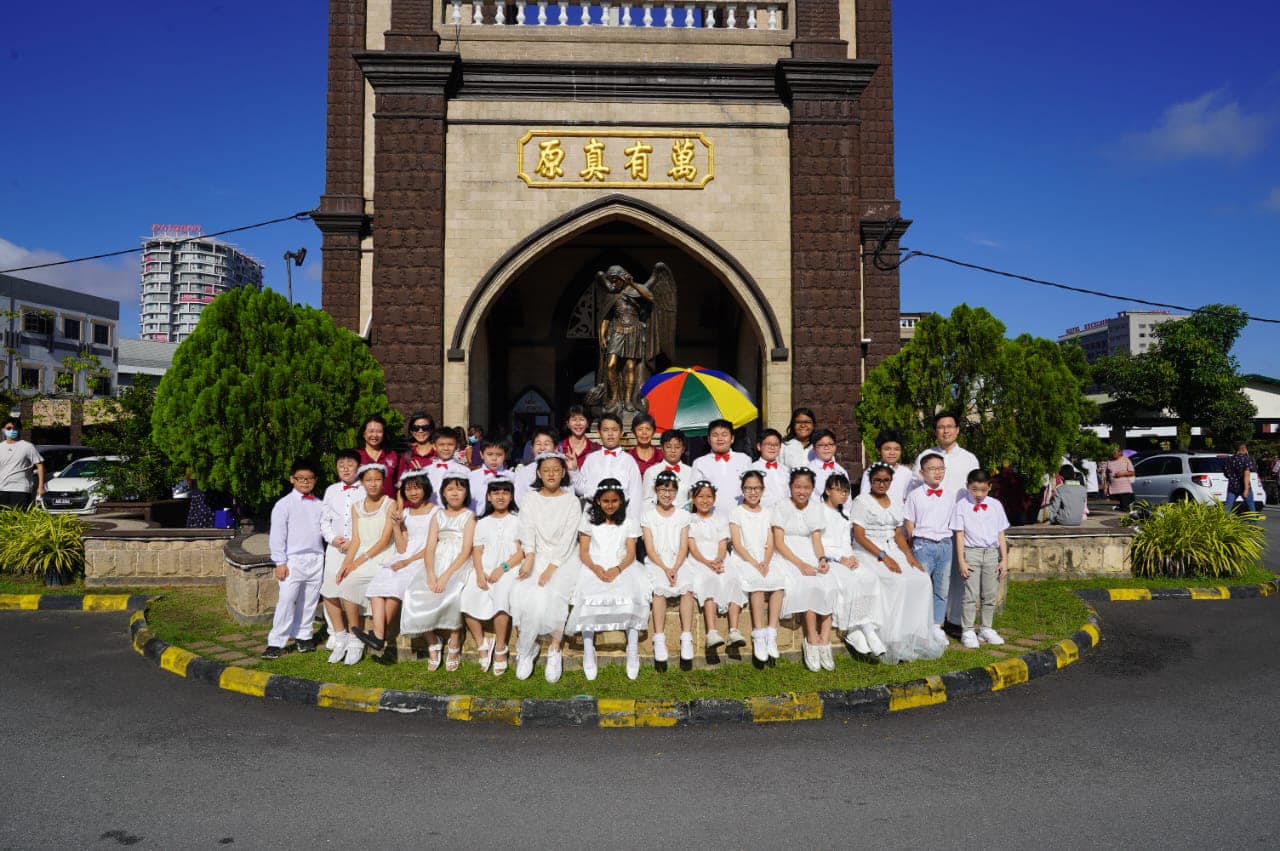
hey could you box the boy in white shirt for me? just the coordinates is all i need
[902,451,953,643]
[426,429,471,507]
[263,460,326,659]
[577,413,643,508]
[949,468,1010,649]
[749,428,790,508]
[319,450,365,646]
[468,440,510,514]
[691,419,751,514]
[642,429,693,507]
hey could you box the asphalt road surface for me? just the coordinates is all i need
[3,509,1278,849]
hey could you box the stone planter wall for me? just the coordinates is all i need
[84,530,235,588]
[1006,528,1133,580]
[224,536,277,626]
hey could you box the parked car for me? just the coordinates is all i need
[36,445,99,477]
[38,455,124,514]
[1130,452,1268,507]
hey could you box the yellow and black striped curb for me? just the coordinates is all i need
[1075,578,1279,603]
[126,607,1102,727]
[0,593,150,612]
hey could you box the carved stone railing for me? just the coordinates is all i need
[443,1,790,31]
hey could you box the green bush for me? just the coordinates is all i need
[0,509,85,580]
[1129,500,1264,579]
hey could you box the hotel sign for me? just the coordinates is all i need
[518,130,714,189]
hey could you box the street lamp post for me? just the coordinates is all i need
[283,247,307,305]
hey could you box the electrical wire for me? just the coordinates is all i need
[0,211,316,276]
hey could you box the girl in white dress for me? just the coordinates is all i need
[568,478,650,681]
[331,465,395,666]
[850,462,948,664]
[771,467,840,672]
[509,453,583,682]
[399,475,475,673]
[686,481,745,653]
[640,470,693,665]
[857,430,914,505]
[819,474,888,659]
[729,470,780,662]
[354,470,437,659]
[461,476,525,676]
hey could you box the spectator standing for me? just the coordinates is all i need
[1224,441,1257,513]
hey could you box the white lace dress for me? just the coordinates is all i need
[566,514,651,634]
[365,505,436,600]
[729,504,784,593]
[771,499,839,617]
[640,506,694,597]
[820,503,884,630]
[399,508,473,634]
[849,494,947,663]
[508,490,583,651]
[335,497,393,606]
[459,512,521,619]
[687,511,745,612]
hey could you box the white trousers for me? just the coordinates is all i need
[268,552,325,647]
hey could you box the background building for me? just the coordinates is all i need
[1,273,118,397]
[140,225,262,344]
[117,337,179,391]
[1058,310,1185,362]
[899,311,925,342]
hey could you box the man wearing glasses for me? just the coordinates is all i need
[913,412,979,497]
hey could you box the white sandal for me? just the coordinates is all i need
[492,645,509,676]
[426,641,443,672]
[477,637,495,673]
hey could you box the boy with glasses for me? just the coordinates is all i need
[263,460,326,659]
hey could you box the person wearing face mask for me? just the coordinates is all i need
[0,418,45,510]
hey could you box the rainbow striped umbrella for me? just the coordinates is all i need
[640,366,758,436]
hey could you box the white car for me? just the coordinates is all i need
[1130,452,1268,508]
[38,456,124,514]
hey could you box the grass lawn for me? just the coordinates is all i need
[141,581,1092,701]
[0,576,159,597]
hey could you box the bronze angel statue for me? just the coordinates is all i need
[584,262,677,416]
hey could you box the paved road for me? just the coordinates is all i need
[2,510,1278,848]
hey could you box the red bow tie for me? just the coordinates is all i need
[604,449,617,457]
[302,494,316,500]
[822,461,835,470]
[343,484,358,491]
[666,464,681,473]
[715,453,730,462]
[765,461,778,469]
[927,488,943,497]
[974,503,988,512]
[483,468,498,476]
[436,463,450,469]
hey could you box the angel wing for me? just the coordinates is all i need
[644,262,677,361]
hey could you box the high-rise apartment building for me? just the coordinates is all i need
[140,225,262,343]
[1058,310,1186,362]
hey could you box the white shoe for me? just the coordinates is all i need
[751,629,769,662]
[766,628,780,660]
[515,649,536,680]
[477,637,495,673]
[932,625,949,646]
[845,629,871,655]
[582,644,598,681]
[728,628,747,647]
[325,633,337,651]
[652,634,668,663]
[705,629,725,650]
[819,643,835,671]
[862,626,887,657]
[679,632,695,661]
[801,639,821,672]
[327,632,348,664]
[343,638,364,665]
[545,650,562,683]
[625,647,640,680]
[961,629,980,649]
[979,627,1005,646]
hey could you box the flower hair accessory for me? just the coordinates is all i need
[594,477,625,496]
[653,470,680,487]
[397,468,429,485]
[356,463,385,478]
[866,461,895,478]
[533,451,568,463]
[690,479,717,493]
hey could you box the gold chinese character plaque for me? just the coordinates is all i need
[518,130,714,189]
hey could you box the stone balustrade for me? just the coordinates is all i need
[445,1,789,31]
[84,529,235,588]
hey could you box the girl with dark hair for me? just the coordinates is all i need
[460,476,524,676]
[771,466,839,672]
[509,453,583,682]
[640,470,693,665]
[331,464,396,665]
[859,430,912,505]
[567,478,650,681]
[782,407,817,470]
[819,473,887,659]
[686,480,746,653]
[730,469,781,662]
[356,415,399,497]
[513,427,574,506]
[399,474,475,673]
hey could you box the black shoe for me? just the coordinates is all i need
[261,645,284,660]
[352,628,385,652]
[294,638,316,653]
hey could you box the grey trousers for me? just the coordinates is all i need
[961,546,1000,630]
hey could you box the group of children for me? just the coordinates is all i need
[264,409,1010,680]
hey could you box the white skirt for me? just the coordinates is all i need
[335,548,388,606]
[641,559,695,597]
[319,544,345,599]
[689,561,746,612]
[509,558,582,650]
[830,560,885,630]
[731,552,787,593]
[365,560,417,600]
[566,565,652,634]
[773,537,838,616]
[854,541,947,663]
[459,568,519,620]
[399,539,468,634]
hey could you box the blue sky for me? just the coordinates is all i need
[3,2,1277,375]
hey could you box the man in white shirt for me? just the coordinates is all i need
[912,412,980,497]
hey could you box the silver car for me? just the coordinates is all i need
[1130,452,1267,507]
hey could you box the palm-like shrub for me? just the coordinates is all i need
[1129,500,1264,579]
[0,509,85,581]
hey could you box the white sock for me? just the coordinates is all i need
[626,628,639,651]
[583,630,595,649]
[767,627,777,639]
[860,624,877,636]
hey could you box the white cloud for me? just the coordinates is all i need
[1120,89,1273,162]
[1263,187,1280,213]
[0,236,139,306]
[968,236,1003,249]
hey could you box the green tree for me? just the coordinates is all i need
[90,377,178,501]
[152,287,402,516]
[856,304,1093,486]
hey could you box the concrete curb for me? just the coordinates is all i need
[1074,578,1279,603]
[0,593,150,612]
[125,606,1103,727]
